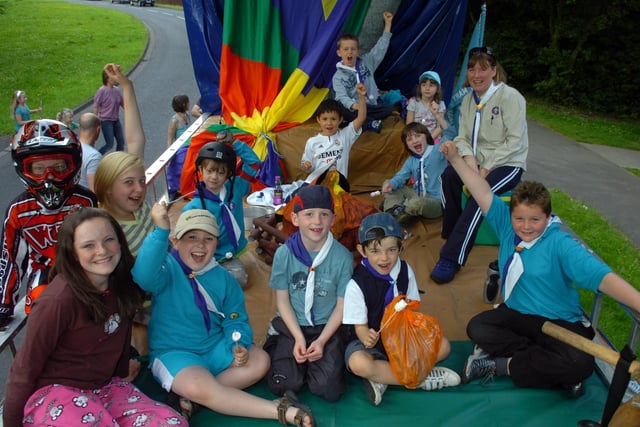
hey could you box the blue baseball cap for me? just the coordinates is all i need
[359,212,402,243]
[419,70,441,86]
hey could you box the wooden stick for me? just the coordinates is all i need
[542,321,640,378]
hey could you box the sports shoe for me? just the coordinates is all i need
[430,258,460,284]
[363,378,388,406]
[420,366,461,390]
[461,354,497,385]
[461,345,490,380]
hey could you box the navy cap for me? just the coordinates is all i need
[359,212,402,243]
[292,185,334,213]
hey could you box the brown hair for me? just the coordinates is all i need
[172,94,190,113]
[50,207,142,323]
[401,122,435,153]
[337,33,359,49]
[510,181,552,216]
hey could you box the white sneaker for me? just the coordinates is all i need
[420,366,461,391]
[363,379,388,406]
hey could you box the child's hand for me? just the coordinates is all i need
[150,202,170,230]
[122,358,141,382]
[103,63,130,87]
[306,339,325,362]
[293,339,309,364]
[383,11,393,23]
[381,181,393,193]
[301,160,312,173]
[429,100,440,115]
[232,345,249,367]
[363,328,380,349]
[356,83,367,98]
[439,140,459,161]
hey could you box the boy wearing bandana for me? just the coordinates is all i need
[264,185,353,402]
[440,140,640,392]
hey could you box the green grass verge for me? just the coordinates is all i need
[627,168,640,178]
[550,189,640,353]
[0,0,147,135]
[527,99,640,151]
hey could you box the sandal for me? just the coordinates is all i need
[165,391,201,420]
[276,390,316,427]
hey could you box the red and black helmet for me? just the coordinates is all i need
[12,119,82,209]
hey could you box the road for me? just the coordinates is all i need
[0,0,198,402]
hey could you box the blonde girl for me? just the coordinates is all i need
[11,90,41,132]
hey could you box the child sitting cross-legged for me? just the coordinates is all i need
[381,122,447,227]
[132,206,315,426]
[343,212,460,406]
[264,185,354,402]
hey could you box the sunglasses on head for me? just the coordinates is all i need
[469,46,494,59]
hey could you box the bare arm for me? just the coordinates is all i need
[440,141,493,214]
[103,63,146,161]
[405,110,415,125]
[598,272,640,314]
[275,289,308,363]
[352,83,367,132]
[167,117,177,147]
[306,297,345,362]
[383,11,393,33]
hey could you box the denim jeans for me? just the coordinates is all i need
[99,119,125,154]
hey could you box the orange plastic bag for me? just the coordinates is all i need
[380,295,443,388]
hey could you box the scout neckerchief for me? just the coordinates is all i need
[362,258,398,307]
[471,82,503,155]
[502,215,560,301]
[171,250,220,332]
[285,230,334,325]
[198,184,241,251]
[413,145,434,197]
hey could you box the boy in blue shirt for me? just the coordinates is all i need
[264,185,353,402]
[439,140,640,391]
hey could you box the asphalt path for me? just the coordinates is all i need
[0,0,198,402]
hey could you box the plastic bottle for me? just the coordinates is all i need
[273,175,283,205]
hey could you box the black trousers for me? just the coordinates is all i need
[263,316,347,402]
[439,164,523,265]
[467,304,595,388]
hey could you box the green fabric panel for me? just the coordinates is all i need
[222,0,299,84]
[342,0,371,35]
[135,341,609,426]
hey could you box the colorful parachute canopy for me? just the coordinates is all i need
[181,0,467,183]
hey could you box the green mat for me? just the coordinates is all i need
[134,341,609,427]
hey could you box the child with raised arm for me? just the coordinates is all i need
[4,208,185,427]
[332,11,401,132]
[380,122,447,227]
[343,212,460,406]
[301,83,366,190]
[439,140,640,392]
[132,207,316,426]
[181,130,261,289]
[264,185,354,402]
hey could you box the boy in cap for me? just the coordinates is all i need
[264,185,354,402]
[342,212,460,406]
[133,206,317,425]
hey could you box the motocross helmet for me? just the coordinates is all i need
[12,119,82,209]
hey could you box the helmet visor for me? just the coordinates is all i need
[23,153,76,182]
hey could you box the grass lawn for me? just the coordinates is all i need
[0,0,147,135]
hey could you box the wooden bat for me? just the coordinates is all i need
[542,321,640,378]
